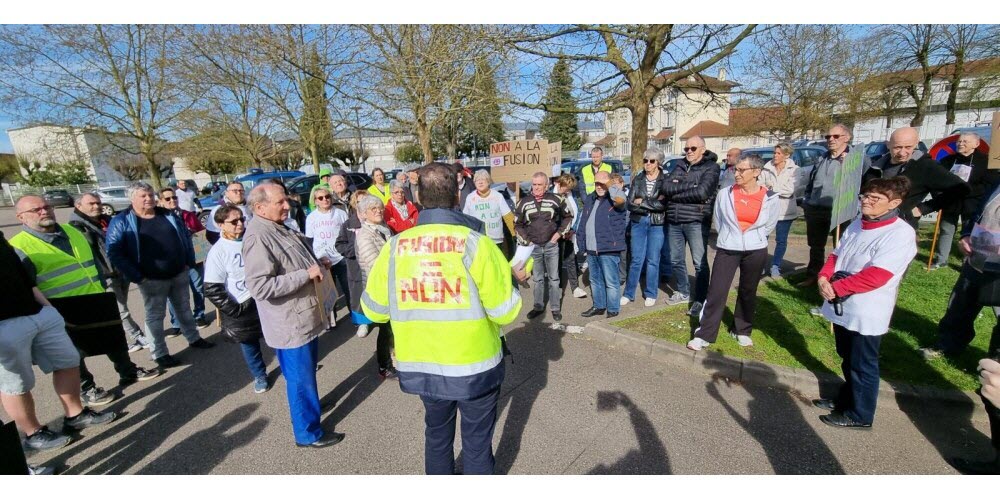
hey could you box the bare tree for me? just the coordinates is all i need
[941,25,999,127]
[0,25,190,190]
[180,25,285,169]
[509,24,756,171]
[877,24,948,127]
[346,25,504,163]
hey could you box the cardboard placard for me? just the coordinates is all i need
[990,112,1000,170]
[192,230,211,263]
[548,141,562,177]
[490,139,550,184]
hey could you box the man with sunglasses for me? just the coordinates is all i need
[160,187,211,332]
[799,124,873,288]
[659,136,721,317]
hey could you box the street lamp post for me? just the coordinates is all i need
[352,106,365,172]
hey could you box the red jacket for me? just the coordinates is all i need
[384,200,418,234]
[176,209,205,234]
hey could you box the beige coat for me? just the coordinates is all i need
[760,159,800,221]
[355,221,391,286]
[243,215,337,349]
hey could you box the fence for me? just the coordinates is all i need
[0,174,241,207]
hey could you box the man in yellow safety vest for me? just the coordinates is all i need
[10,195,160,407]
[362,162,522,475]
[578,146,614,198]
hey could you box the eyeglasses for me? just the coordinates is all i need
[228,188,244,193]
[18,205,53,215]
[643,159,657,164]
[683,147,699,153]
[824,134,843,140]
[161,196,176,201]
[224,217,246,225]
[733,168,757,174]
[315,195,330,201]
[858,193,889,203]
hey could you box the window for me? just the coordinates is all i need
[620,138,631,157]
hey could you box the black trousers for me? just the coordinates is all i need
[375,323,395,371]
[330,260,351,312]
[79,346,138,391]
[694,247,768,342]
[834,325,883,425]
[559,239,580,290]
[935,263,1000,355]
[804,205,851,275]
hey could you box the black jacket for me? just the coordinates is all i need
[204,283,263,343]
[659,150,721,224]
[334,209,364,312]
[67,210,115,284]
[939,150,998,222]
[863,152,971,229]
[628,171,667,225]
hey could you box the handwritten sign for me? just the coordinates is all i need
[990,112,1000,170]
[490,139,549,184]
[548,141,562,177]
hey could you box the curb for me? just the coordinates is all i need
[581,320,987,418]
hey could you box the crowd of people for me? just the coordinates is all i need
[1,124,999,476]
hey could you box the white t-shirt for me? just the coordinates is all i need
[463,190,511,243]
[305,208,348,264]
[206,203,251,233]
[204,237,252,304]
[821,217,917,336]
[175,187,197,212]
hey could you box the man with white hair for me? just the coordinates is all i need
[861,126,969,230]
[243,183,344,448]
[932,132,998,269]
[106,181,215,369]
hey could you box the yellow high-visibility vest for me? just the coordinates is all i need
[9,224,104,298]
[581,162,613,195]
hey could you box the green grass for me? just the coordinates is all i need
[615,224,992,392]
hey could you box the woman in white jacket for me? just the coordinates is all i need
[688,153,780,351]
[759,143,799,279]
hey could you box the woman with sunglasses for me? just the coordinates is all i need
[622,148,669,307]
[687,154,779,351]
[203,204,270,394]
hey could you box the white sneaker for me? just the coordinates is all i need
[665,292,690,306]
[730,332,754,347]
[809,307,823,317]
[644,298,656,307]
[689,301,703,317]
[620,296,631,306]
[356,324,369,338]
[573,287,588,298]
[770,265,781,279]
[687,338,711,351]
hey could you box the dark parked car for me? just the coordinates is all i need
[286,172,373,208]
[864,141,928,162]
[42,189,74,208]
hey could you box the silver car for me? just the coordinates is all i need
[96,187,132,216]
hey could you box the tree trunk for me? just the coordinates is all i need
[946,55,965,126]
[446,141,457,163]
[141,140,163,190]
[308,142,321,171]
[630,100,649,174]
[417,121,433,164]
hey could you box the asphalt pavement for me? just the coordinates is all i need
[0,205,993,474]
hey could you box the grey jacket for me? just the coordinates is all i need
[804,145,872,209]
[355,221,391,286]
[243,215,337,349]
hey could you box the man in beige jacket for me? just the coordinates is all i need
[243,182,344,449]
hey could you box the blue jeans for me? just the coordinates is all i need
[624,216,665,300]
[240,339,267,381]
[169,264,205,328]
[275,339,323,445]
[136,270,203,361]
[833,325,883,425]
[668,221,711,302]
[659,223,672,280]
[771,219,794,268]
[420,382,502,475]
[588,253,622,313]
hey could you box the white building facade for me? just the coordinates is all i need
[6,124,142,184]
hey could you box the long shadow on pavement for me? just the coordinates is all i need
[704,368,844,474]
[40,332,272,474]
[587,391,671,474]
